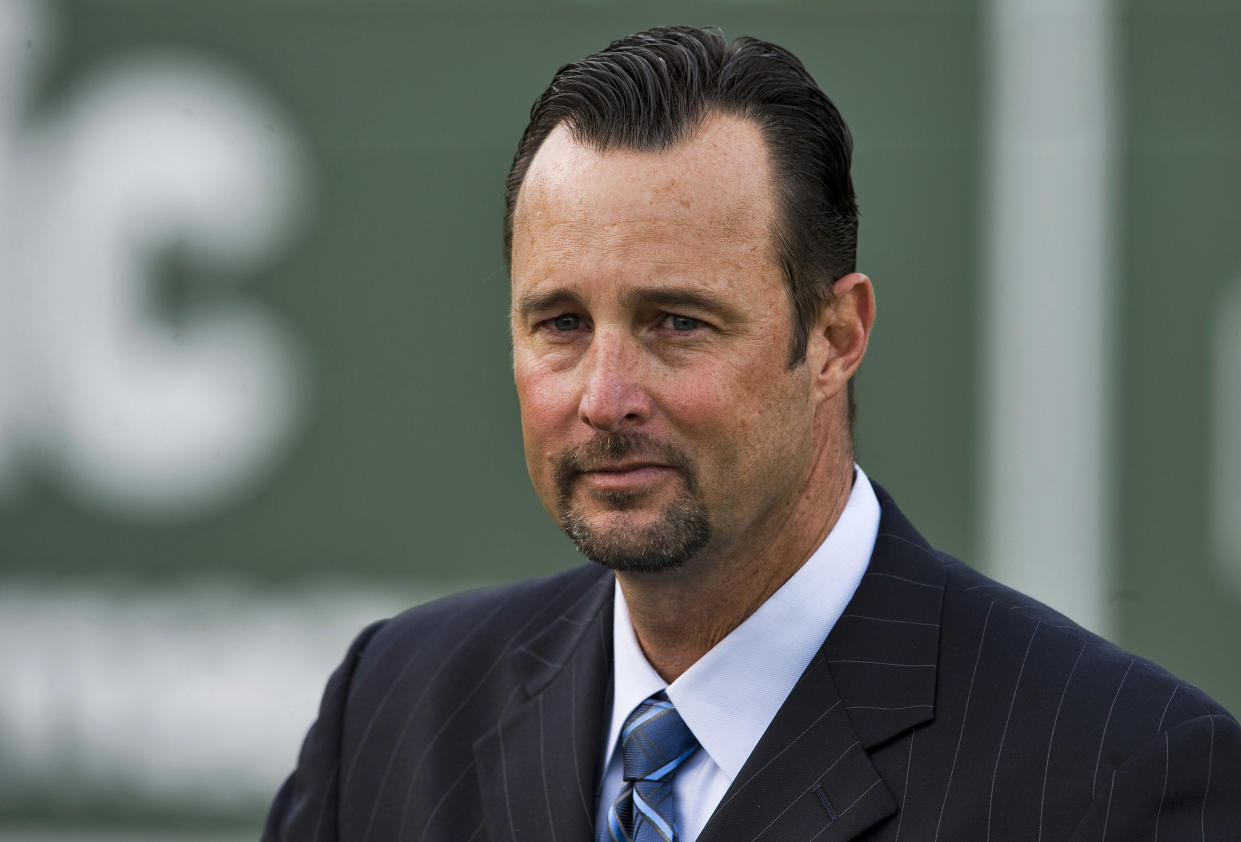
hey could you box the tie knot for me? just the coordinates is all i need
[620,692,700,783]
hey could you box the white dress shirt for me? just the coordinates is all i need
[595,466,881,841]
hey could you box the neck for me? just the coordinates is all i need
[616,451,856,683]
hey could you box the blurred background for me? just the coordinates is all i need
[1,0,1238,838]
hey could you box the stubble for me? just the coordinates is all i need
[552,431,711,572]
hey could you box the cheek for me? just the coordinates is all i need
[660,370,758,466]
[514,358,577,475]
[666,360,812,476]
[517,366,573,424]
[670,347,804,427]
[515,394,559,508]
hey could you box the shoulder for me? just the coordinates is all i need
[340,562,612,705]
[938,543,1231,727]
[264,565,612,841]
[937,531,1230,740]
[867,482,1240,836]
[933,562,1241,837]
[381,562,609,635]
[938,556,1240,836]
[872,478,1230,725]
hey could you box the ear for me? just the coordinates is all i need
[808,272,875,403]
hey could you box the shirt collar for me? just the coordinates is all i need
[604,466,881,781]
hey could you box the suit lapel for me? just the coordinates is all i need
[473,569,614,842]
[824,495,946,748]
[700,488,946,842]
[697,654,897,842]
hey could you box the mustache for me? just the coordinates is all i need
[552,431,695,487]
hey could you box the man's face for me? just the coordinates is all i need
[510,114,827,572]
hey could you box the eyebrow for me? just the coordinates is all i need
[513,284,744,322]
[619,286,743,321]
[513,288,584,320]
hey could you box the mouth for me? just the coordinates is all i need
[583,460,669,473]
[576,462,676,491]
[552,431,695,503]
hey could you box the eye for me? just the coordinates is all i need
[550,313,581,331]
[667,314,702,332]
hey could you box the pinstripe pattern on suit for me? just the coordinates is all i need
[264,486,1241,841]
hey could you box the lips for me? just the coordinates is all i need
[552,431,696,500]
[577,462,675,491]
[583,461,669,474]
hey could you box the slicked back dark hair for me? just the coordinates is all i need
[503,25,859,379]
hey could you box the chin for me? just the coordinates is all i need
[556,498,712,573]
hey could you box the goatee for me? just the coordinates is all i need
[552,431,711,572]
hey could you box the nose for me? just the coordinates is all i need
[578,330,652,432]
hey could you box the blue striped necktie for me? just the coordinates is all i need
[602,692,701,842]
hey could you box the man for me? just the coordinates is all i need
[265,26,1240,841]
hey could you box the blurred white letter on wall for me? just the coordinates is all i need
[0,0,310,520]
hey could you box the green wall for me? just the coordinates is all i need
[2,0,1238,832]
[5,0,981,581]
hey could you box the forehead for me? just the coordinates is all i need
[510,114,779,285]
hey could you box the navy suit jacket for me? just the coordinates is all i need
[265,487,1241,841]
